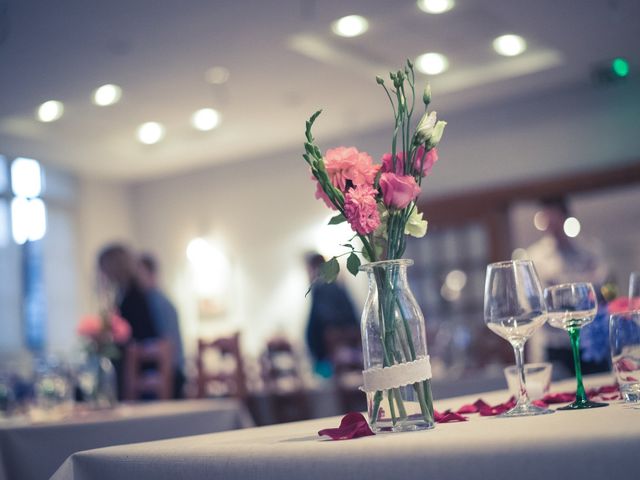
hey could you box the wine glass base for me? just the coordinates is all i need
[498,402,555,418]
[557,400,608,411]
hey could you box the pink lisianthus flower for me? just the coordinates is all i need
[381,152,405,175]
[324,147,379,192]
[413,146,438,177]
[344,185,380,235]
[379,173,421,210]
[77,315,102,339]
[110,314,132,344]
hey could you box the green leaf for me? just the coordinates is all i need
[318,257,339,283]
[346,253,361,277]
[328,213,346,225]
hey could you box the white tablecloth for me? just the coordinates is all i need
[51,375,639,480]
[0,399,251,480]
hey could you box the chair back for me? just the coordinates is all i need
[124,339,174,401]
[325,326,366,412]
[260,336,311,423]
[197,333,247,400]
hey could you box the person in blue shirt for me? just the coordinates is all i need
[138,253,186,399]
[305,253,359,377]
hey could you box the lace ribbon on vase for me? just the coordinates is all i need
[361,356,432,393]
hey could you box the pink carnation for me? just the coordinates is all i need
[379,173,421,209]
[324,147,379,192]
[344,185,380,235]
[77,315,102,338]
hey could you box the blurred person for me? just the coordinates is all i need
[98,243,158,398]
[138,253,186,399]
[526,197,611,375]
[305,253,359,377]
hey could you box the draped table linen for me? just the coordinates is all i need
[0,399,252,480]
[50,374,639,480]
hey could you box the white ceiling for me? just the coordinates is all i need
[0,0,638,181]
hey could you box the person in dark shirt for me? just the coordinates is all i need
[138,253,186,399]
[305,253,359,377]
[98,243,158,398]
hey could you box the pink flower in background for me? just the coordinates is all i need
[413,147,438,177]
[379,173,421,209]
[324,147,379,192]
[77,315,102,338]
[110,314,132,344]
[344,185,380,235]
[77,312,131,345]
[607,297,640,314]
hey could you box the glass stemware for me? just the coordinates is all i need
[484,260,553,417]
[630,272,640,308]
[544,282,608,410]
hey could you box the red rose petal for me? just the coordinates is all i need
[318,412,374,440]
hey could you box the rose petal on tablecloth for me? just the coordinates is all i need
[318,412,374,440]
[435,410,468,423]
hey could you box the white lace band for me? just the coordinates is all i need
[361,356,432,393]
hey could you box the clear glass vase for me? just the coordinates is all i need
[79,354,117,409]
[360,259,435,432]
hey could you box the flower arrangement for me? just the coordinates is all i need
[77,310,131,358]
[303,60,446,431]
[303,60,446,278]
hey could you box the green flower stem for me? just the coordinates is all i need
[568,327,588,404]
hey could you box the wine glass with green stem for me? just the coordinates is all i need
[484,260,554,417]
[544,282,608,410]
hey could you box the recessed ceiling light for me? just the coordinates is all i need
[205,66,230,85]
[191,108,221,131]
[493,34,527,57]
[415,52,449,75]
[137,122,165,145]
[563,217,581,238]
[93,84,122,106]
[331,15,369,38]
[417,0,455,14]
[37,100,64,122]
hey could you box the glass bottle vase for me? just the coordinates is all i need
[360,259,435,432]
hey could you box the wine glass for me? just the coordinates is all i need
[484,260,553,417]
[544,282,607,410]
[630,272,640,308]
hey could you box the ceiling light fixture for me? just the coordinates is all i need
[191,108,221,131]
[331,15,369,38]
[137,122,165,145]
[37,100,64,122]
[563,217,581,238]
[493,34,527,57]
[415,52,449,75]
[93,84,122,106]
[417,0,455,14]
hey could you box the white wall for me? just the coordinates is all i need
[75,177,137,315]
[129,78,640,358]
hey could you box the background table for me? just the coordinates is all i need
[52,375,639,480]
[0,398,251,480]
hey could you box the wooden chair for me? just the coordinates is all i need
[196,333,248,400]
[260,337,311,423]
[325,326,366,413]
[124,339,174,401]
